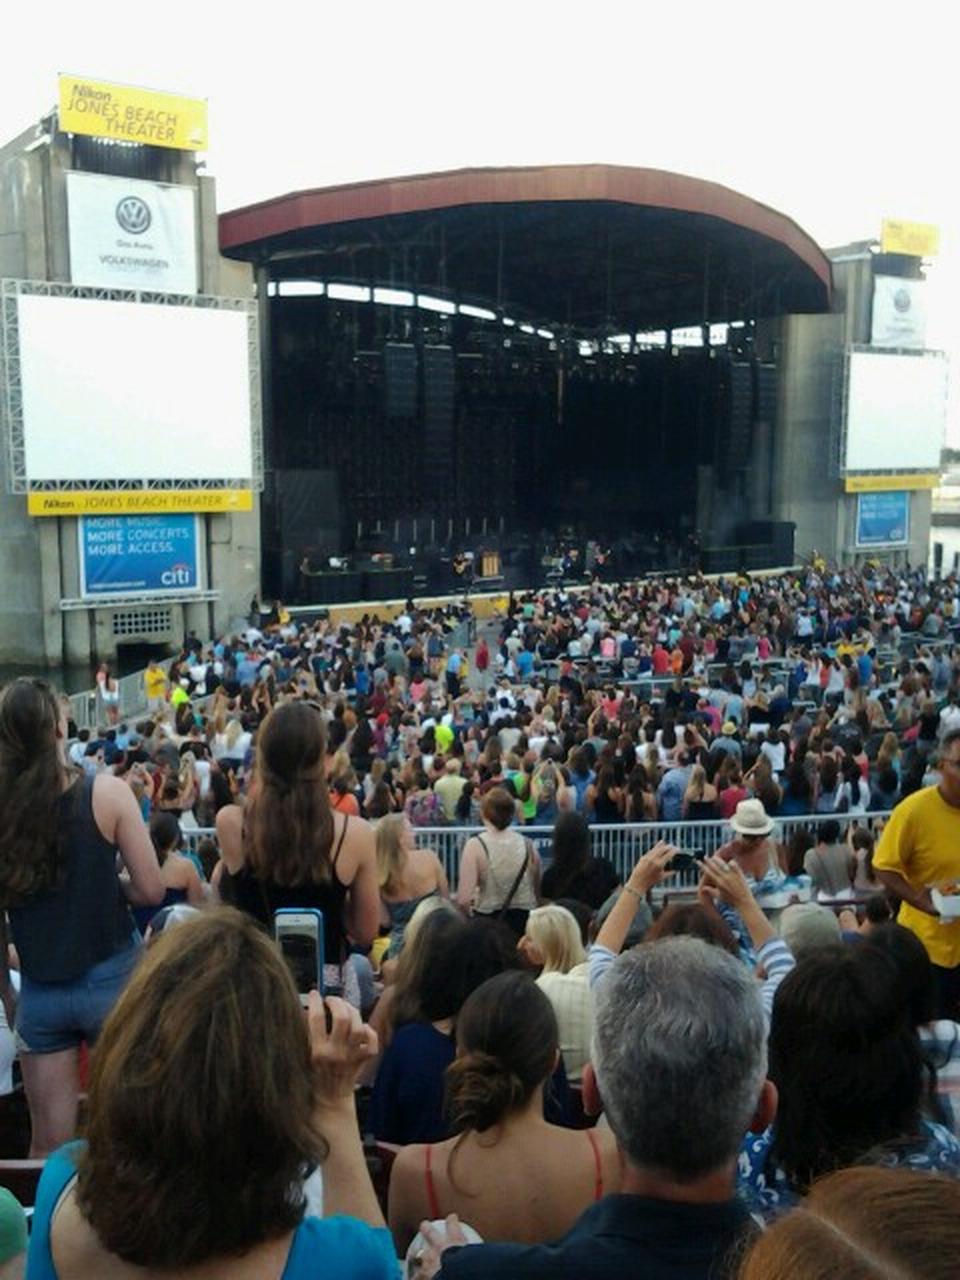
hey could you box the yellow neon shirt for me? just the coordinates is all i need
[874,785,960,967]
[144,667,167,698]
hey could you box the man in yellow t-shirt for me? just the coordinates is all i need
[143,659,168,712]
[874,728,960,1018]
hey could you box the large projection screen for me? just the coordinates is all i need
[844,350,948,473]
[15,293,254,483]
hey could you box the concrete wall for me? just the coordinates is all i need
[0,122,260,667]
[771,311,845,560]
[772,248,933,569]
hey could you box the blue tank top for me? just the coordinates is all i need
[27,1144,398,1280]
[384,889,439,957]
[9,777,136,983]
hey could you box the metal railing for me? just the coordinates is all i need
[69,658,176,731]
[182,811,892,895]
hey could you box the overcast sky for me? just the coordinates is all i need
[2,1,955,430]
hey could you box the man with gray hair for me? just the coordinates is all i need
[418,937,776,1278]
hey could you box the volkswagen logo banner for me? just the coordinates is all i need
[66,172,197,293]
[115,195,152,235]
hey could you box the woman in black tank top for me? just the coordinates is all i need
[0,679,164,1156]
[218,701,380,1000]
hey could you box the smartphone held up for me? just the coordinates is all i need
[274,908,325,1006]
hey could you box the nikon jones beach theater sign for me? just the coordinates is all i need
[58,74,208,151]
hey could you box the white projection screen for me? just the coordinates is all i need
[844,350,948,473]
[16,293,254,483]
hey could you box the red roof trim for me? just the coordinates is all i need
[219,164,831,294]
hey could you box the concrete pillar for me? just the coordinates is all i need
[63,611,92,666]
[92,610,114,665]
[38,521,63,665]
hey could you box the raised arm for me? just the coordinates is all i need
[309,994,384,1227]
[594,841,675,957]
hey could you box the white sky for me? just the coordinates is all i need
[2,0,956,434]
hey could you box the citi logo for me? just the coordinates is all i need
[116,196,151,235]
[161,564,193,586]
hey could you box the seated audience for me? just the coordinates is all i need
[864,923,960,1132]
[739,945,960,1221]
[417,936,774,1278]
[370,917,523,1143]
[388,972,619,1253]
[132,811,206,935]
[778,901,842,959]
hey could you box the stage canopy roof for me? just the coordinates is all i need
[219,164,832,335]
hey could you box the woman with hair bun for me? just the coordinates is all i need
[387,971,619,1254]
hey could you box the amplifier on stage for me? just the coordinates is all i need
[479,551,500,579]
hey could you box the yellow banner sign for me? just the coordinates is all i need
[58,75,208,151]
[844,473,938,493]
[28,490,252,517]
[881,219,940,258]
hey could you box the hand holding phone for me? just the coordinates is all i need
[274,909,325,1006]
[307,992,379,1107]
[666,851,703,872]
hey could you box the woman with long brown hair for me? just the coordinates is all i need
[0,679,163,1155]
[216,700,380,1002]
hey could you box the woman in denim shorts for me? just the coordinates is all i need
[0,680,164,1155]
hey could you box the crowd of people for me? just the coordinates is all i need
[2,560,960,1276]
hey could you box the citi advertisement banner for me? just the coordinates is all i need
[79,515,201,599]
[66,171,198,294]
[855,491,910,548]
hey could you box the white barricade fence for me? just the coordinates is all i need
[69,657,177,731]
[182,811,892,896]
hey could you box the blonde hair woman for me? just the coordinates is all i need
[520,905,593,1083]
[375,815,448,959]
[521,904,587,974]
[681,763,718,820]
[876,731,901,777]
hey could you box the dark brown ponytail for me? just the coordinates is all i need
[443,971,559,1138]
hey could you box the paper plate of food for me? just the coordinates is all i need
[931,883,960,921]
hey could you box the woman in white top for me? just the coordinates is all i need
[456,786,540,937]
[824,659,845,699]
[759,727,788,775]
[520,904,592,1084]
